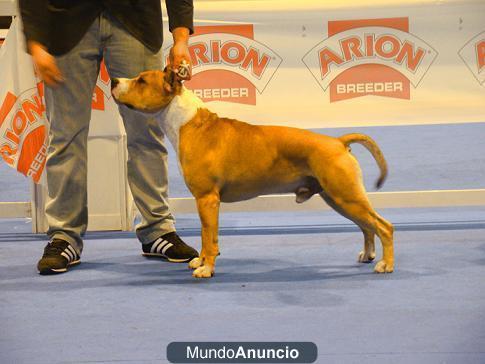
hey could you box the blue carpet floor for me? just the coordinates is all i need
[1,122,485,363]
[1,208,485,364]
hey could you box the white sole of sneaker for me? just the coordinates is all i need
[43,259,81,274]
[141,253,192,263]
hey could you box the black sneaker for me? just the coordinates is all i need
[142,232,198,263]
[37,239,81,275]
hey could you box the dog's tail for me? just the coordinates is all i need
[339,133,388,189]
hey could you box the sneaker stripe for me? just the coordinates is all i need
[156,240,170,254]
[67,245,78,259]
[64,248,76,260]
[150,238,164,253]
[161,242,173,255]
[61,251,72,262]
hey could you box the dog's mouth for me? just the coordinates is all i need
[111,91,134,110]
[118,100,163,115]
[111,91,123,105]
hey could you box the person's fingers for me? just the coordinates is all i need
[41,55,64,82]
[39,65,62,87]
[40,72,57,87]
[43,70,59,86]
[177,60,192,80]
[168,44,192,81]
[169,47,175,65]
[172,57,191,80]
[31,49,64,85]
[50,62,64,82]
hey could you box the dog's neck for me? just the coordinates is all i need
[156,87,205,153]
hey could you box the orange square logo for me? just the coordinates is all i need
[303,17,437,102]
[168,24,282,105]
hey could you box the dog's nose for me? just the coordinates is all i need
[111,78,119,90]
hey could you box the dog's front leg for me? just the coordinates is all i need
[190,193,220,278]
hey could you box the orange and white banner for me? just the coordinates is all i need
[164,0,485,128]
[0,18,120,184]
[0,17,48,183]
[180,25,282,105]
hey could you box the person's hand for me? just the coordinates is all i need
[169,42,192,80]
[28,41,64,86]
[169,27,192,81]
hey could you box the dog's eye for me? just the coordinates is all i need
[138,77,146,84]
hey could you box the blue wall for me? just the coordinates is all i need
[1,122,484,201]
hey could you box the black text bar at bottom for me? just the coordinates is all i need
[167,342,317,363]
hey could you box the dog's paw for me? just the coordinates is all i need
[188,257,203,270]
[192,265,214,278]
[358,250,376,263]
[374,260,394,273]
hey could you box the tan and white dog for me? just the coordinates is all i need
[111,68,394,278]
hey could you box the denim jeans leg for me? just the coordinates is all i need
[102,13,175,244]
[44,19,102,255]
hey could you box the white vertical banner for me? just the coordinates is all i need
[0,17,123,184]
[0,17,48,184]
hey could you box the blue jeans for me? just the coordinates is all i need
[44,11,175,254]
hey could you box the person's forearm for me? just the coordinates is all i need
[169,27,192,80]
[172,27,190,45]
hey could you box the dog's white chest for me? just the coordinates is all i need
[156,87,205,154]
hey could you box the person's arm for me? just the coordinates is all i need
[166,0,194,80]
[18,0,63,86]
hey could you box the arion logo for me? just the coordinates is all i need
[0,84,47,182]
[458,31,485,86]
[302,17,438,102]
[170,24,282,105]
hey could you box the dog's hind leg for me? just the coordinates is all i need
[320,192,376,263]
[190,193,220,278]
[313,155,394,273]
[358,229,376,263]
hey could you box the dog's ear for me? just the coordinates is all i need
[163,66,174,93]
[163,65,182,94]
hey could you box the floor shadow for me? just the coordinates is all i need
[0,254,433,293]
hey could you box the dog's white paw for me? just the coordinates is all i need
[188,257,203,270]
[192,265,214,278]
[374,260,394,273]
[358,250,376,263]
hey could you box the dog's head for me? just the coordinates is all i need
[111,67,182,113]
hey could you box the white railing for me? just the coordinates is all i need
[167,190,485,214]
[3,188,485,221]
